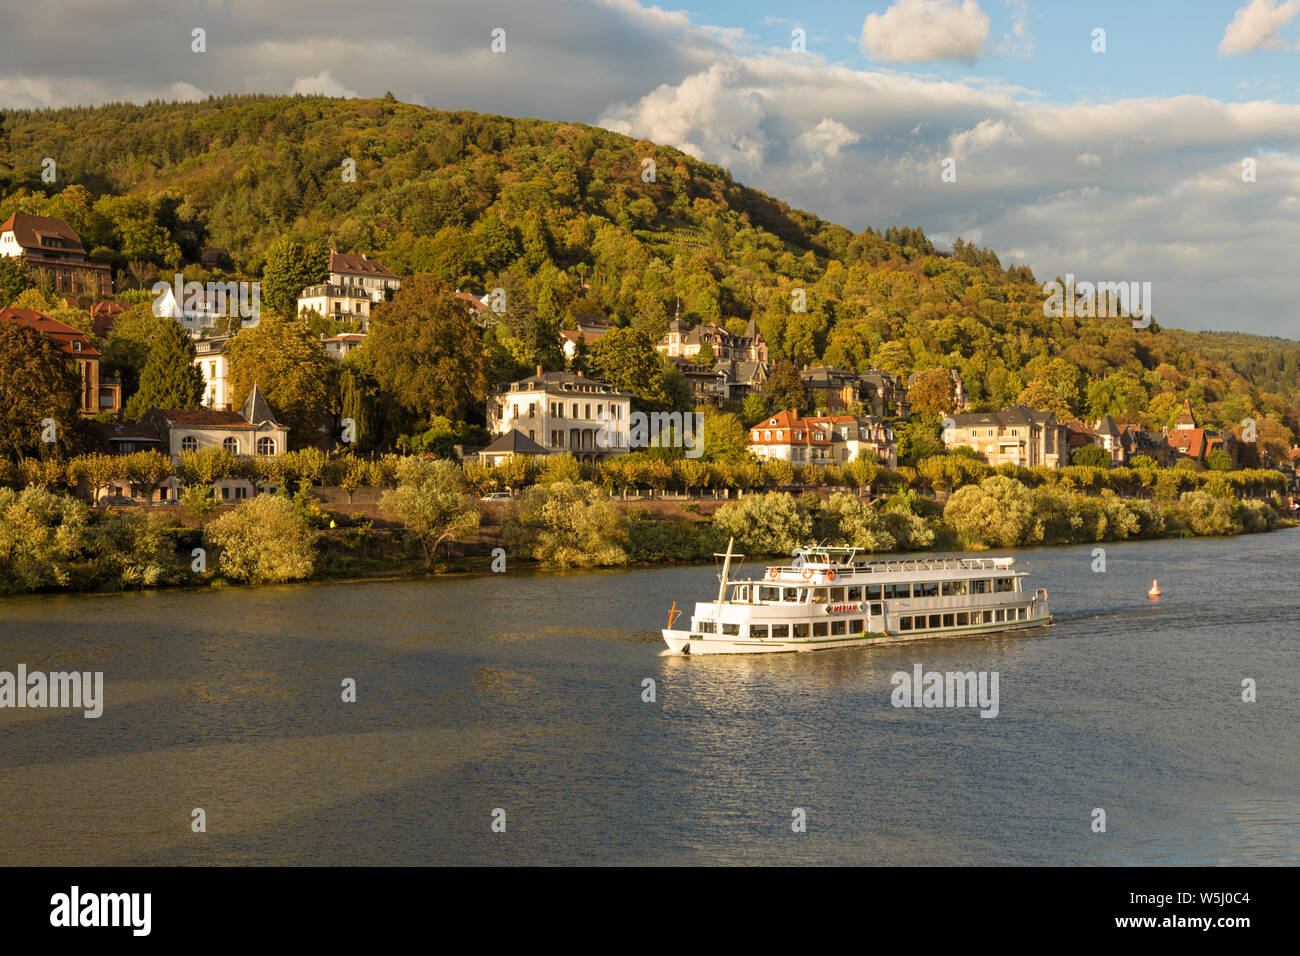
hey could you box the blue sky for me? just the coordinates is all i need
[2,0,1299,337]
[685,0,1300,104]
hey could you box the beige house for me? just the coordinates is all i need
[193,335,231,409]
[145,384,289,461]
[944,406,1067,468]
[298,252,401,332]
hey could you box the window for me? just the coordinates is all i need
[571,403,578,417]
[943,614,954,627]
[585,403,591,418]
[759,586,780,602]
[918,582,939,598]
[257,437,276,455]
[865,585,882,601]
[223,437,238,453]
[884,583,909,599]
[781,588,799,603]
[971,580,988,594]
[995,578,1015,593]
[1017,607,1027,620]
[234,486,248,500]
[942,580,967,596]
[209,362,217,378]
[829,587,846,602]
[771,624,790,638]
[181,436,198,452]
[846,586,862,601]
[983,610,994,623]
[528,402,536,418]
[750,625,769,638]
[721,623,740,636]
[220,486,230,499]
[830,620,846,635]
[811,588,828,603]
[698,621,715,633]
[813,622,828,637]
[869,603,883,617]
[848,619,864,633]
[996,609,1006,622]
[899,618,913,631]
[793,623,809,637]
[956,612,969,626]
[928,615,941,628]
[915,616,928,629]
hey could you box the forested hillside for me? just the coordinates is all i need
[1,94,1296,455]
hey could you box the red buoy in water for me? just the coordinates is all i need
[1148,579,1161,598]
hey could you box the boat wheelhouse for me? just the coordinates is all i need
[662,541,1051,655]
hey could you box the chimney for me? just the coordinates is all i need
[536,364,543,377]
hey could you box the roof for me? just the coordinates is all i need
[500,370,632,396]
[90,300,127,337]
[559,328,605,346]
[1168,427,1208,458]
[323,333,366,342]
[481,429,550,456]
[159,408,253,428]
[240,383,281,426]
[453,290,489,312]
[749,410,834,446]
[0,307,100,357]
[91,421,164,444]
[329,251,397,279]
[951,405,1059,428]
[0,213,87,254]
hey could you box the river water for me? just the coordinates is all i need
[1,530,1297,865]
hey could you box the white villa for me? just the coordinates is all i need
[144,384,289,462]
[486,368,632,463]
[193,335,231,409]
[297,252,400,332]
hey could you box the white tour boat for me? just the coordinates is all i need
[661,538,1052,655]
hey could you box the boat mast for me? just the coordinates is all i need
[716,536,735,609]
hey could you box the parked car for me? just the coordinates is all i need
[480,491,513,502]
[155,499,180,506]
[102,495,138,507]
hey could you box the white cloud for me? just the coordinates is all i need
[289,70,358,99]
[861,0,991,63]
[1218,0,1300,55]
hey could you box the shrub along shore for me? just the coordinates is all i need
[0,455,1292,596]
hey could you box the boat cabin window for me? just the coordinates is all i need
[781,587,801,603]
[698,621,715,633]
[721,623,740,636]
[917,582,939,598]
[731,585,750,602]
[792,623,809,637]
[771,624,790,638]
[869,603,883,617]
[899,618,913,631]
[970,580,989,594]
[848,618,864,633]
[830,621,846,635]
[813,622,828,637]
[995,578,1015,593]
[811,588,828,603]
[846,585,862,601]
[884,583,909,599]
[865,585,882,601]
[751,625,769,638]
[941,580,967,596]
[759,586,781,603]
[829,587,845,602]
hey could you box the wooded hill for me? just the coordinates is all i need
[1,94,1296,454]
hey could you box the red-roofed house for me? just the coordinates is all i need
[143,384,288,462]
[749,410,835,465]
[297,251,402,331]
[0,213,112,298]
[0,306,119,415]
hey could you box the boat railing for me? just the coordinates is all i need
[765,556,1017,576]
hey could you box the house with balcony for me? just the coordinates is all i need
[944,406,1068,468]
[486,367,632,463]
[0,213,112,299]
[655,316,768,364]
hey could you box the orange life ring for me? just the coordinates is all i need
[767,568,778,580]
[826,569,836,581]
[802,567,813,579]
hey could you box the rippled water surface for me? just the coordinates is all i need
[2,530,1297,865]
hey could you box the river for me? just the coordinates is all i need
[1,530,1297,865]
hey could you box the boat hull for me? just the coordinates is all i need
[662,614,1052,655]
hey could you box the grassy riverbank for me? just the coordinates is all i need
[0,477,1294,596]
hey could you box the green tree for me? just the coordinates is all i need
[1071,444,1112,469]
[204,494,316,583]
[501,480,629,568]
[367,274,490,423]
[763,359,808,414]
[0,322,82,460]
[0,257,34,307]
[125,319,204,419]
[261,236,328,316]
[713,492,812,554]
[379,457,481,567]
[589,327,667,408]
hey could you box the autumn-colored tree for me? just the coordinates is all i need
[909,368,956,416]
[226,313,333,447]
[763,359,809,415]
